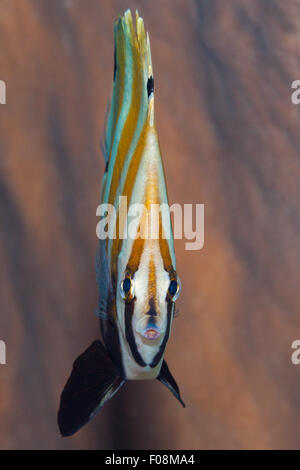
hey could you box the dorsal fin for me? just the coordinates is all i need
[103,9,154,167]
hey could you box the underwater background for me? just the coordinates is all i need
[0,0,300,449]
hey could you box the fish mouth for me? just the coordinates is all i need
[142,326,161,340]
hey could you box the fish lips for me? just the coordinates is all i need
[141,325,161,340]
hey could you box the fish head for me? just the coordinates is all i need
[117,242,181,368]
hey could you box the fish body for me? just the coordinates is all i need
[58,9,184,437]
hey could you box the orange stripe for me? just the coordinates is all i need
[159,215,174,274]
[126,236,145,275]
[102,20,126,199]
[108,29,143,207]
[110,119,149,270]
[148,256,156,299]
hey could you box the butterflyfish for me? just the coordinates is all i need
[58,9,184,437]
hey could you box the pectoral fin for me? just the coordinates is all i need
[157,360,185,407]
[58,340,124,436]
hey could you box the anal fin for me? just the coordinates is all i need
[58,340,124,436]
[157,360,185,408]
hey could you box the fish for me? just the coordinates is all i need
[58,9,184,437]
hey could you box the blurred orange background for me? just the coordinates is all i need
[0,0,300,449]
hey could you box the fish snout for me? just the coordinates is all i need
[134,308,162,340]
[142,324,161,340]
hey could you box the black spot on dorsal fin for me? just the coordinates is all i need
[113,46,117,81]
[147,76,154,98]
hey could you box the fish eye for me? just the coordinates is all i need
[168,278,181,301]
[120,276,134,301]
[123,278,131,294]
[169,280,178,296]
